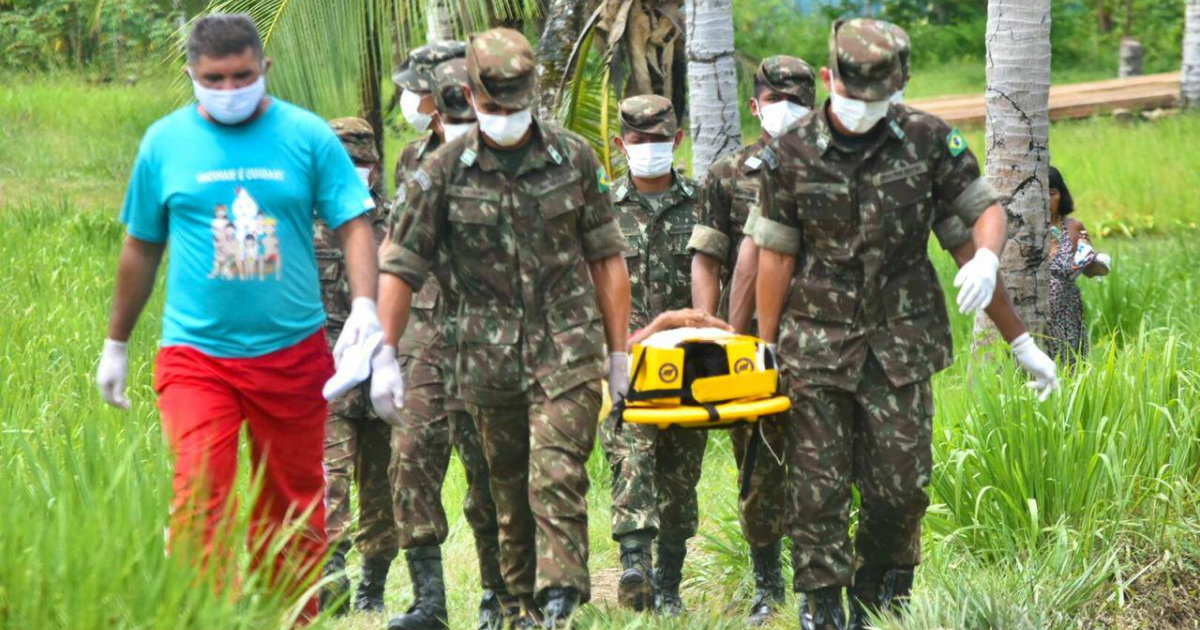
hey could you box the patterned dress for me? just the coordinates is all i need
[1047,220,1089,365]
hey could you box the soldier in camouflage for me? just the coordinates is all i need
[373,28,631,629]
[385,48,510,630]
[752,19,1059,630]
[599,94,705,616]
[317,117,396,615]
[687,54,816,626]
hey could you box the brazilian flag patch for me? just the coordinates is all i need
[947,128,968,157]
[597,167,612,193]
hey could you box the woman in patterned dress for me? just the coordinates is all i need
[1046,167,1111,366]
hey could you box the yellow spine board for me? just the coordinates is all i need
[623,395,792,430]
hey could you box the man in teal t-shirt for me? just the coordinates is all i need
[93,14,381,620]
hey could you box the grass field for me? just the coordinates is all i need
[1,72,1199,630]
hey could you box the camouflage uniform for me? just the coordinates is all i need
[386,47,505,593]
[750,20,1003,596]
[318,118,397,564]
[687,56,817,553]
[380,29,626,605]
[600,95,707,550]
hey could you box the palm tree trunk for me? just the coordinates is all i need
[535,0,588,119]
[1184,0,1200,109]
[361,4,385,170]
[685,0,741,181]
[426,0,456,43]
[979,0,1053,339]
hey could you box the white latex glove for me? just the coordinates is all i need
[97,338,130,409]
[332,297,383,366]
[369,345,405,426]
[1094,252,1112,269]
[1011,333,1058,402]
[953,248,1000,314]
[608,352,631,405]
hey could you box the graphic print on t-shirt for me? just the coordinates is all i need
[207,187,282,281]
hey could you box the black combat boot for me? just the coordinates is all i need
[353,555,391,613]
[849,565,914,630]
[319,541,351,616]
[540,587,580,629]
[477,587,517,630]
[800,586,846,630]
[747,541,786,626]
[653,540,687,616]
[386,546,448,630]
[616,534,654,611]
[512,594,542,629]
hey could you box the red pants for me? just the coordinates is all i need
[154,330,334,620]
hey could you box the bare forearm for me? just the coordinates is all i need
[336,217,378,301]
[377,273,414,346]
[972,204,1007,255]
[951,242,1026,342]
[755,249,795,344]
[589,255,631,353]
[690,253,722,315]
[107,237,165,342]
[728,239,759,333]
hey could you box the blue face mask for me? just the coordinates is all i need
[191,73,266,125]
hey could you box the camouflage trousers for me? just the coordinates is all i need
[731,420,789,550]
[324,382,400,561]
[785,352,933,591]
[389,358,504,590]
[600,415,707,544]
[466,382,602,602]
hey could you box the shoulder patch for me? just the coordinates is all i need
[679,178,694,197]
[614,185,628,202]
[889,120,906,141]
[743,155,763,171]
[414,169,433,192]
[947,128,968,157]
[597,167,612,193]
[460,148,477,167]
[548,144,564,165]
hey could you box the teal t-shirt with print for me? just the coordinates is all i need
[120,99,373,358]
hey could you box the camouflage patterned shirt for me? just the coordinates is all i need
[391,133,448,362]
[380,121,627,406]
[687,137,768,294]
[612,171,697,330]
[315,192,389,334]
[752,102,1002,390]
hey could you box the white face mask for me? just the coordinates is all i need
[442,121,474,144]
[355,167,372,188]
[890,89,906,104]
[475,108,532,147]
[757,100,811,138]
[192,73,266,125]
[829,90,890,134]
[623,141,675,178]
[400,89,433,132]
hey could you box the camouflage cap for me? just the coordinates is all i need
[433,58,474,120]
[467,27,536,110]
[828,18,903,101]
[393,40,468,92]
[886,22,912,81]
[329,117,379,163]
[755,55,817,108]
[618,94,677,137]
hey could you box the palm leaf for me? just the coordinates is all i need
[557,30,623,178]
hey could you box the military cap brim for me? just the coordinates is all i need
[755,55,817,108]
[433,58,475,119]
[467,28,536,110]
[618,94,677,137]
[329,117,379,163]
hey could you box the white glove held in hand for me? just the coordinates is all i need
[369,345,406,426]
[97,338,130,409]
[1011,333,1058,402]
[333,297,384,366]
[953,248,1000,314]
[1095,252,1112,269]
[608,352,631,405]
